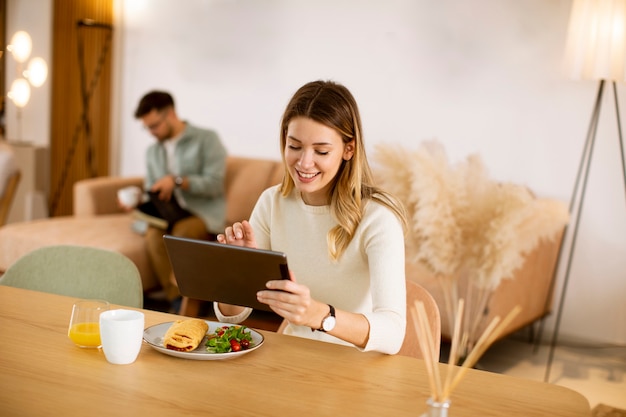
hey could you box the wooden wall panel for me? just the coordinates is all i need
[49,0,113,216]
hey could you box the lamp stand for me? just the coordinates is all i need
[543,79,626,382]
[16,107,23,143]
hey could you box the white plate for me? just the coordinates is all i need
[143,321,264,360]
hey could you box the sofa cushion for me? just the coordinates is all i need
[224,158,283,225]
[0,214,158,291]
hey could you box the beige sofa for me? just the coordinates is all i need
[405,233,562,340]
[0,156,284,292]
[0,156,563,341]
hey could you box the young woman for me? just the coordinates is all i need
[216,80,407,354]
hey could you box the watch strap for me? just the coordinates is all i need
[317,304,335,332]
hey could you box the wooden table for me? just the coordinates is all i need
[0,286,590,417]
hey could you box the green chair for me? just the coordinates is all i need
[0,245,143,308]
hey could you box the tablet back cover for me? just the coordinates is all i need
[164,235,288,311]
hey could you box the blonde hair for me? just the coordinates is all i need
[279,80,407,260]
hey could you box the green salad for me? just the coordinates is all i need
[206,325,254,353]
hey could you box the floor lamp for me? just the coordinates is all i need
[544,0,626,382]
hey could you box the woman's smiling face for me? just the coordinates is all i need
[284,117,354,206]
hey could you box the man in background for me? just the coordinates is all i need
[129,90,227,312]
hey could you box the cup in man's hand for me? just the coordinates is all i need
[117,186,142,209]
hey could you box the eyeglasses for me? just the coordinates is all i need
[143,111,167,132]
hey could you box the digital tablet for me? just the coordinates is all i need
[163,235,289,312]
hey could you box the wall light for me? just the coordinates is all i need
[24,57,48,87]
[7,78,31,108]
[7,31,32,63]
[5,30,48,109]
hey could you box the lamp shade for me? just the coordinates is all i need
[7,31,32,63]
[7,78,31,108]
[564,0,626,81]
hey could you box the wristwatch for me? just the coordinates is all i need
[317,304,336,332]
[174,176,184,188]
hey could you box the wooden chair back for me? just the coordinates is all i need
[399,280,441,360]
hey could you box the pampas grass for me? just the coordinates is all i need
[374,140,569,351]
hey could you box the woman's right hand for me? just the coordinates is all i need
[216,220,257,248]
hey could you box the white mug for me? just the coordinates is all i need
[99,309,145,365]
[117,186,142,208]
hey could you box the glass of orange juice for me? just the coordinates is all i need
[68,299,110,348]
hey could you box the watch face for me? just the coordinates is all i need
[322,316,336,332]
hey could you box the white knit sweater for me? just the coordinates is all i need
[216,185,406,354]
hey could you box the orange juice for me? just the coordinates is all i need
[68,322,101,347]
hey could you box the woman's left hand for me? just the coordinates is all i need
[256,271,328,330]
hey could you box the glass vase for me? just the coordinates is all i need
[420,397,451,417]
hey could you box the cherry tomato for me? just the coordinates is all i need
[230,340,241,352]
[240,339,250,350]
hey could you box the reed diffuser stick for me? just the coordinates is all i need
[443,299,464,394]
[444,305,521,398]
[410,305,439,399]
[412,296,522,404]
[416,301,442,396]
